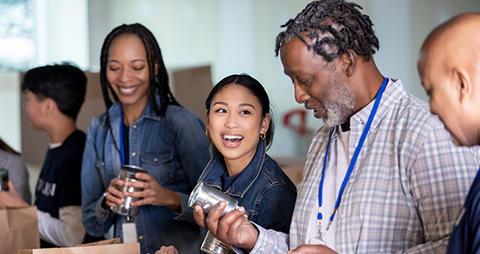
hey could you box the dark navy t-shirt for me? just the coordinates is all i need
[448,169,480,254]
[35,130,85,218]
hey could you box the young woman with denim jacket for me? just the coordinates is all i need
[157,74,296,254]
[81,23,210,254]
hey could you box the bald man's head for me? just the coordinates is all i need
[420,13,480,77]
[418,12,480,146]
[422,13,480,49]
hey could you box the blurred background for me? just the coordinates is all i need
[0,0,479,186]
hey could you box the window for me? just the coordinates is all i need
[0,0,34,71]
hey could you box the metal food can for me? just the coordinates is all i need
[111,164,147,218]
[189,182,240,254]
[188,181,239,214]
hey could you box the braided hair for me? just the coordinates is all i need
[99,23,180,117]
[275,0,379,62]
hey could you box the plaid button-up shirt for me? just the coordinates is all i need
[251,79,479,253]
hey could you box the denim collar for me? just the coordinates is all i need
[107,98,162,124]
[199,140,267,198]
[105,98,162,150]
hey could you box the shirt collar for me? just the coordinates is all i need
[107,98,162,124]
[199,140,267,198]
[105,98,161,150]
[350,79,406,130]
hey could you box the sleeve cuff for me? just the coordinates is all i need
[250,222,269,253]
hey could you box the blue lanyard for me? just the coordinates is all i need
[317,77,389,223]
[119,111,125,165]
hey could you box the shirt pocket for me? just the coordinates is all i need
[141,152,180,185]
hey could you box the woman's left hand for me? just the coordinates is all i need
[126,172,181,210]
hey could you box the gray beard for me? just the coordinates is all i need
[323,83,356,127]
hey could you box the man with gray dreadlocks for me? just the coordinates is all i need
[194,0,479,253]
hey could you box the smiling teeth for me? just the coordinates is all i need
[120,87,136,94]
[223,135,243,140]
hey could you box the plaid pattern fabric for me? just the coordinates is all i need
[252,80,479,253]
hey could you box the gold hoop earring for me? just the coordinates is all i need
[260,133,265,140]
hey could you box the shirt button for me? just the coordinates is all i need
[153,158,158,162]
[132,152,136,157]
[139,235,144,240]
[133,125,137,129]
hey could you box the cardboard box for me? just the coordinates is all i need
[18,239,140,254]
[170,65,213,118]
[0,206,39,254]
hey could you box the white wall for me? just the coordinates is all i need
[1,0,479,158]
[0,73,21,151]
[35,0,89,68]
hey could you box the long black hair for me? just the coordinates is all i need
[275,0,379,62]
[99,23,180,117]
[205,74,275,149]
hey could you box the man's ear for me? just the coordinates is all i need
[44,98,58,117]
[341,50,356,77]
[453,68,471,104]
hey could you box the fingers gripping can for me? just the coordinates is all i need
[111,165,147,218]
[189,182,239,214]
[189,182,239,254]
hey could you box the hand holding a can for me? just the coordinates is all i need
[193,200,259,251]
[124,172,181,210]
[104,177,127,208]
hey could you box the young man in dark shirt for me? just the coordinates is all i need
[418,12,480,254]
[0,63,89,247]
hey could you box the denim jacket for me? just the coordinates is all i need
[81,101,210,254]
[199,140,297,233]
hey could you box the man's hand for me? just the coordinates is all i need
[288,244,337,254]
[193,201,259,251]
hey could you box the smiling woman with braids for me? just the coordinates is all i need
[81,23,210,254]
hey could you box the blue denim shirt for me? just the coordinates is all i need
[199,140,297,233]
[81,101,210,254]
